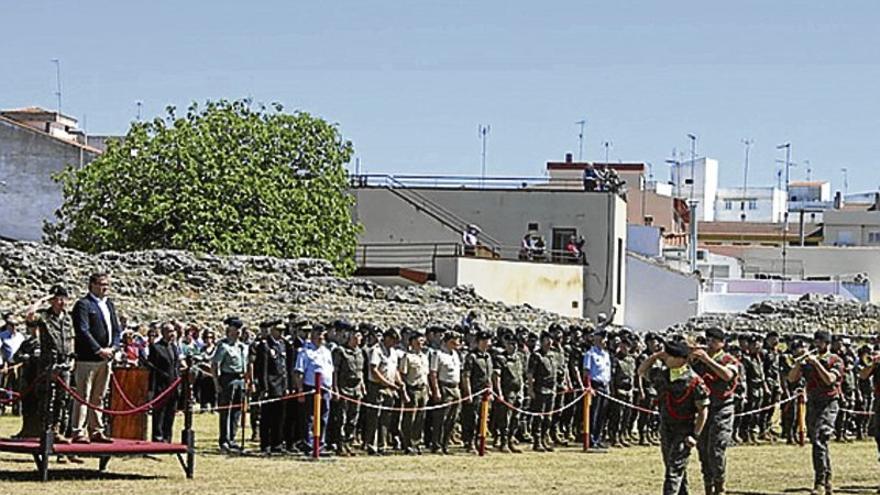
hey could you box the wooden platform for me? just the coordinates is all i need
[0,437,188,455]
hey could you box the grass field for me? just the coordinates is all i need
[0,414,878,495]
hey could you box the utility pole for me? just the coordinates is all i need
[688,200,699,273]
[741,138,753,221]
[803,159,811,181]
[841,167,849,196]
[576,119,586,161]
[51,59,62,115]
[687,134,697,200]
[603,140,612,167]
[777,142,792,209]
[136,101,143,121]
[479,124,490,186]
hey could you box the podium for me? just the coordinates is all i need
[109,367,150,440]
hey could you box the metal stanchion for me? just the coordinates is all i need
[479,389,490,457]
[313,373,322,459]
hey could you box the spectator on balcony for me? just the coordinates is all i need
[566,235,587,265]
[462,224,480,256]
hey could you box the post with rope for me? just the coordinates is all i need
[583,379,592,451]
[38,366,57,482]
[313,372,322,459]
[179,356,195,479]
[241,375,250,452]
[797,389,806,447]
[478,388,490,457]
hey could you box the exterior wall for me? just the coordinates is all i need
[353,187,626,323]
[715,187,787,223]
[822,210,880,246]
[434,256,584,318]
[627,225,662,257]
[670,158,718,221]
[0,119,99,241]
[733,245,880,303]
[625,253,699,331]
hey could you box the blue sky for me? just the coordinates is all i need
[3,1,880,193]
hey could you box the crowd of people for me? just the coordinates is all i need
[2,273,880,495]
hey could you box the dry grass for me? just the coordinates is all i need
[0,414,878,494]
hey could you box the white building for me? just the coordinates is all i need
[669,157,719,221]
[714,187,787,223]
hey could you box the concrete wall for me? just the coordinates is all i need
[822,210,880,246]
[625,252,700,331]
[0,118,98,241]
[435,256,584,318]
[627,224,662,257]
[353,187,626,323]
[731,245,880,303]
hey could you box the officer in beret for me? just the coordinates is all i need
[461,330,494,453]
[691,326,739,495]
[789,330,844,494]
[330,324,366,456]
[25,285,74,442]
[638,339,710,495]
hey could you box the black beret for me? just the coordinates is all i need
[383,328,401,340]
[333,320,354,332]
[476,331,491,341]
[49,285,70,298]
[665,340,690,358]
[706,327,725,341]
[223,317,244,329]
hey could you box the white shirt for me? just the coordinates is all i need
[89,293,113,347]
[369,343,400,384]
[294,342,334,388]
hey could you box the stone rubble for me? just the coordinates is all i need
[0,240,588,332]
[675,293,880,336]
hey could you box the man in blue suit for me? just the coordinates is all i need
[71,272,121,443]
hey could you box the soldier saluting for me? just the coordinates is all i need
[638,338,710,495]
[789,330,844,495]
[690,326,738,495]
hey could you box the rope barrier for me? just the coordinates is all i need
[840,408,874,417]
[110,372,138,409]
[592,389,658,415]
[492,390,587,417]
[56,375,182,416]
[327,387,489,413]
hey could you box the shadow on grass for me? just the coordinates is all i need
[0,468,162,482]
[777,485,880,494]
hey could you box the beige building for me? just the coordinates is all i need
[822,208,880,246]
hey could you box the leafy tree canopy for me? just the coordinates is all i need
[45,99,360,273]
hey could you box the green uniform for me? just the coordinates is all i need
[651,364,711,495]
[330,344,365,449]
[692,350,739,492]
[528,349,557,446]
[803,352,844,486]
[461,349,493,447]
[493,348,525,442]
[399,349,429,451]
[33,308,74,434]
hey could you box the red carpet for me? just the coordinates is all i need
[0,437,188,455]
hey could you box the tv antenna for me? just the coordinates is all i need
[575,119,586,161]
[51,59,62,114]
[479,124,491,186]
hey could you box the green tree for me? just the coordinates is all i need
[45,99,360,273]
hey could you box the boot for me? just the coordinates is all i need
[542,434,555,452]
[497,435,511,453]
[825,473,833,495]
[532,439,546,452]
[714,479,726,495]
[507,438,522,454]
[704,481,715,495]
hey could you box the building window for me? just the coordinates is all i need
[869,232,880,244]
[748,200,758,210]
[724,200,732,210]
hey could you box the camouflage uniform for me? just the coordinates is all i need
[693,351,739,494]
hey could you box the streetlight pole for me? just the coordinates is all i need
[777,142,792,207]
[576,119,586,161]
[841,167,848,196]
[687,134,697,200]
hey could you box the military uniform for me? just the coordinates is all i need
[33,307,74,437]
[761,346,782,437]
[461,348,493,449]
[330,343,365,454]
[651,364,711,495]
[255,334,288,452]
[802,351,844,488]
[693,350,739,494]
[11,328,42,438]
[636,349,662,445]
[363,342,399,453]
[430,345,461,453]
[493,345,526,451]
[212,336,249,449]
[741,350,765,442]
[399,347,429,453]
[528,348,557,451]
[779,350,805,443]
[608,350,636,446]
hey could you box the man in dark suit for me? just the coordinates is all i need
[71,272,121,443]
[147,323,182,442]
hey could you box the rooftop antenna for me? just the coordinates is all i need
[602,140,612,166]
[51,58,62,115]
[841,167,849,196]
[136,101,143,121]
[575,119,586,161]
[479,124,490,186]
[776,142,792,207]
[687,133,697,200]
[803,159,812,181]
